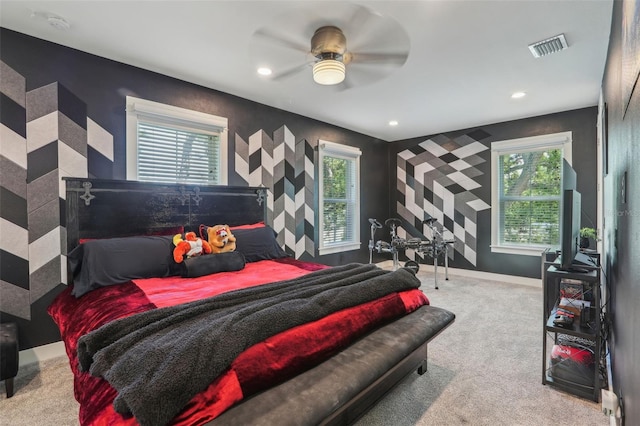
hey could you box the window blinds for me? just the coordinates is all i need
[136,120,221,184]
[322,155,356,245]
[498,149,561,246]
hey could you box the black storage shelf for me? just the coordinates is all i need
[543,374,597,401]
[541,249,602,402]
[545,306,598,338]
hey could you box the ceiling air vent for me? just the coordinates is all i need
[528,34,568,58]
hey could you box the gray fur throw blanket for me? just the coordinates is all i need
[77,263,420,426]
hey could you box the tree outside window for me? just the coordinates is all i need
[491,132,572,256]
[500,148,561,245]
[323,156,352,244]
[318,141,361,255]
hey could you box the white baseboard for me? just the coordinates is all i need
[375,260,541,287]
[19,341,66,367]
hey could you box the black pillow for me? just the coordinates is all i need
[181,251,246,278]
[68,235,176,297]
[232,226,289,262]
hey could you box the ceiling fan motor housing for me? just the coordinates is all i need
[311,26,347,60]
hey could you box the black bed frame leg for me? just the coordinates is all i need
[417,359,428,375]
[5,377,14,398]
[417,345,428,375]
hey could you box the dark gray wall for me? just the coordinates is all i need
[0,27,599,351]
[389,107,598,278]
[601,1,640,423]
[0,28,389,348]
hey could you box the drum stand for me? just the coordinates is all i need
[368,216,454,289]
[419,216,455,289]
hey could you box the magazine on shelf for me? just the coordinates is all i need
[560,280,584,300]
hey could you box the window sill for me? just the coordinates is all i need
[319,242,361,256]
[490,244,551,256]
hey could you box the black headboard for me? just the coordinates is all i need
[64,178,267,252]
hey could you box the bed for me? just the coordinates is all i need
[49,178,455,426]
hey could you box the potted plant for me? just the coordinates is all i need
[579,227,597,249]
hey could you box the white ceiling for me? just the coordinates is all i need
[0,0,613,141]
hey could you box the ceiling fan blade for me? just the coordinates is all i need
[271,62,313,81]
[342,63,397,87]
[254,28,309,53]
[349,51,409,66]
[347,5,373,31]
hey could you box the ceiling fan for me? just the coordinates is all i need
[250,5,410,89]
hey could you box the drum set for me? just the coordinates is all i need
[368,215,455,289]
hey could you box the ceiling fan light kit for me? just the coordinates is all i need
[313,59,346,85]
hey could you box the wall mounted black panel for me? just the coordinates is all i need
[601,0,640,422]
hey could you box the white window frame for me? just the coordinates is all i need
[318,140,361,255]
[490,131,572,256]
[125,96,228,184]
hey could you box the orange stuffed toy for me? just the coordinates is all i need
[173,232,212,263]
[205,224,236,254]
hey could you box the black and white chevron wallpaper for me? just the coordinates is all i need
[234,127,315,259]
[395,131,491,266]
[0,62,115,338]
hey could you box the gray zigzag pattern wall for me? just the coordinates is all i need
[1,61,116,347]
[234,126,315,259]
[395,130,491,266]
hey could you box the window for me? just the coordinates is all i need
[126,97,228,184]
[318,140,361,255]
[491,131,572,256]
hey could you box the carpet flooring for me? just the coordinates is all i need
[0,268,608,425]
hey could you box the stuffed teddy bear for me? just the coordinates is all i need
[204,224,236,254]
[173,232,212,263]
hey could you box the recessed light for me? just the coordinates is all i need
[48,15,70,31]
[257,67,272,76]
[511,92,526,99]
[30,11,70,31]
[389,120,399,126]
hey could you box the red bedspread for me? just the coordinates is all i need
[48,259,428,425]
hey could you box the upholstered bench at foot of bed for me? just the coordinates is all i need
[209,305,455,426]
